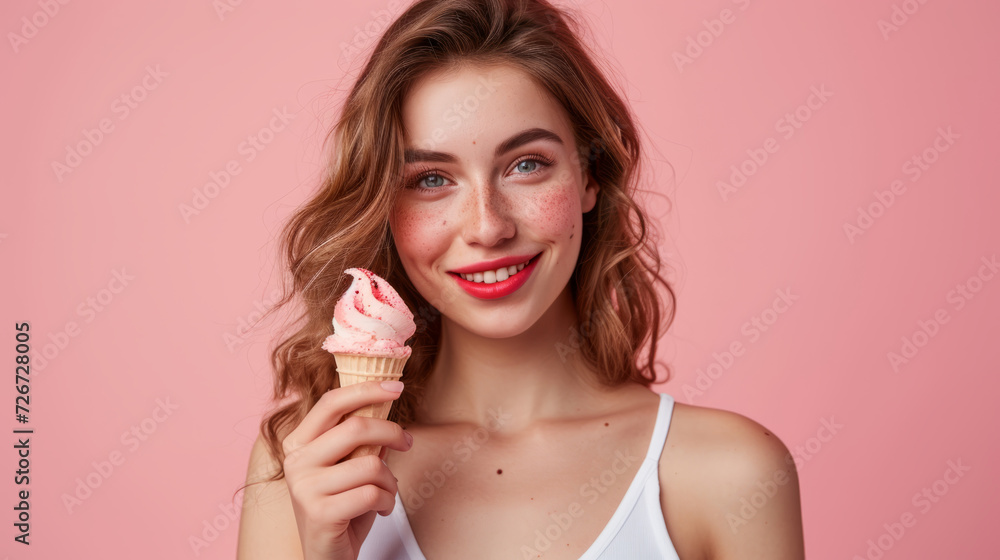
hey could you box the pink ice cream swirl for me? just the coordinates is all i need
[322,268,416,359]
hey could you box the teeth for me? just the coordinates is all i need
[458,259,533,284]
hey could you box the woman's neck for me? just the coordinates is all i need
[415,287,612,431]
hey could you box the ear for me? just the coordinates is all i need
[581,171,600,213]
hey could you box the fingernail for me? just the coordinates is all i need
[403,431,413,447]
[381,380,404,392]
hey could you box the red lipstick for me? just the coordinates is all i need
[449,254,538,275]
[450,254,539,300]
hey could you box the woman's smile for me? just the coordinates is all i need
[389,63,599,337]
[448,252,542,300]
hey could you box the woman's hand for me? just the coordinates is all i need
[281,380,413,560]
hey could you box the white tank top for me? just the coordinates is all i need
[358,392,680,559]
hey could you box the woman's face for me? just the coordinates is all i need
[390,63,598,339]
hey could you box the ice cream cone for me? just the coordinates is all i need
[324,268,415,460]
[335,352,409,460]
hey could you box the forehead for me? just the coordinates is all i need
[401,62,573,151]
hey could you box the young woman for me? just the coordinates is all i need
[237,1,805,558]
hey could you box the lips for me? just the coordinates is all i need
[449,253,539,276]
[449,253,540,299]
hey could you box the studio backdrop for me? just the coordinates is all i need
[2,0,997,558]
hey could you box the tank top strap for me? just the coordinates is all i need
[644,392,676,463]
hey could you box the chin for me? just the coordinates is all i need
[447,307,544,340]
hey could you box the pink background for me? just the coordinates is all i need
[3,0,998,558]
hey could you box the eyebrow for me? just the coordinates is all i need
[403,127,564,164]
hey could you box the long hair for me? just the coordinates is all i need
[244,0,675,489]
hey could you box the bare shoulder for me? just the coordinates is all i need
[658,400,805,559]
[664,402,793,473]
[236,432,303,559]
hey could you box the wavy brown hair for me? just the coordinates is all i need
[241,0,675,492]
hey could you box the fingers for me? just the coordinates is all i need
[310,454,400,499]
[291,415,412,467]
[278,382,408,559]
[325,484,398,520]
[283,380,404,457]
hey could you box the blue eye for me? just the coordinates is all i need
[405,168,450,192]
[418,174,446,189]
[510,154,553,177]
[515,160,538,173]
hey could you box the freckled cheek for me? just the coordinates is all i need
[390,205,452,267]
[516,185,580,239]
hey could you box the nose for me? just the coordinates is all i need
[460,178,515,247]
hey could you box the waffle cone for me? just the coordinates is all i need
[334,353,409,460]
